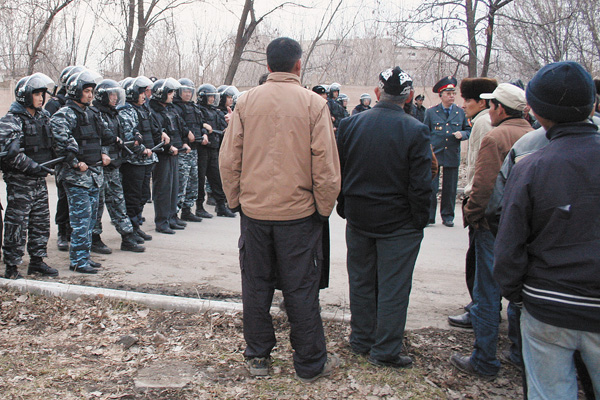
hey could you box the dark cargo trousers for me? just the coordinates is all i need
[153,154,179,230]
[430,166,458,223]
[121,162,153,227]
[346,224,423,361]
[239,213,327,379]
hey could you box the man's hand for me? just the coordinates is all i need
[76,161,88,172]
[224,106,232,124]
[453,131,463,139]
[169,146,178,156]
[161,132,170,144]
[188,131,195,143]
[134,132,144,145]
[101,154,111,166]
[143,149,152,157]
[182,143,191,154]
[203,123,213,133]
[201,134,209,146]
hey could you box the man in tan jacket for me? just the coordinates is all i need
[220,37,341,382]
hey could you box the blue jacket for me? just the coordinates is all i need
[336,102,432,233]
[423,103,470,167]
[493,122,600,333]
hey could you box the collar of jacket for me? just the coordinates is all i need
[8,101,30,116]
[266,72,301,85]
[471,108,490,124]
[66,99,87,113]
[545,121,598,141]
[373,101,406,113]
[149,99,167,112]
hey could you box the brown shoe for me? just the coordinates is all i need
[296,354,340,383]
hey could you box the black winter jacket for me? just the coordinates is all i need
[493,122,600,333]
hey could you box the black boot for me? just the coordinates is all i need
[28,257,59,277]
[132,233,145,244]
[216,202,236,218]
[57,225,69,252]
[121,233,146,252]
[174,216,187,227]
[5,265,23,279]
[91,234,112,254]
[88,259,102,269]
[195,205,213,219]
[181,208,203,222]
[135,227,152,241]
[206,194,216,206]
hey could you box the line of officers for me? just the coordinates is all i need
[0,66,239,278]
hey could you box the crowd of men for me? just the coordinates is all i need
[0,67,238,276]
[1,35,599,395]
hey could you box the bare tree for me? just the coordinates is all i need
[223,0,308,85]
[27,0,76,74]
[391,0,513,77]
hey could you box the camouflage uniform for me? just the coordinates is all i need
[51,100,115,269]
[0,102,52,266]
[118,102,160,228]
[92,102,136,236]
[173,99,205,211]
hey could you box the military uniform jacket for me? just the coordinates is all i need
[118,102,159,166]
[352,104,371,115]
[148,100,188,154]
[424,103,471,167]
[173,100,207,149]
[198,103,226,149]
[0,102,54,179]
[51,100,115,188]
[45,90,67,116]
[327,98,346,129]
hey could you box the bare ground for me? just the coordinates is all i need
[0,288,525,400]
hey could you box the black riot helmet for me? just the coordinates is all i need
[176,78,195,101]
[218,85,239,108]
[125,76,153,103]
[151,78,180,103]
[360,93,372,106]
[328,82,341,98]
[197,84,220,106]
[94,79,125,108]
[336,93,349,106]
[15,73,55,110]
[66,69,102,104]
[60,65,85,87]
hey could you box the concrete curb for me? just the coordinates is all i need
[0,278,350,323]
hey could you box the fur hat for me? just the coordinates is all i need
[460,78,498,101]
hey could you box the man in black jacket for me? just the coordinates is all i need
[494,61,600,399]
[337,67,431,368]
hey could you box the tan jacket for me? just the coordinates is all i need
[463,118,532,229]
[464,109,493,196]
[219,72,341,221]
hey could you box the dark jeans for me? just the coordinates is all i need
[430,166,458,223]
[470,227,501,376]
[465,225,476,300]
[196,146,225,205]
[153,155,179,229]
[239,213,327,379]
[345,224,423,361]
[121,163,153,225]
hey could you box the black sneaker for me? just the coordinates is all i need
[246,357,271,377]
[91,234,112,254]
[5,265,23,279]
[296,354,340,383]
[368,354,413,368]
[27,261,59,277]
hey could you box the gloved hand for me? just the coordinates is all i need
[134,133,144,145]
[28,162,48,178]
[64,151,78,168]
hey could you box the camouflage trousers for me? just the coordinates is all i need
[93,167,133,236]
[2,175,49,266]
[177,149,199,211]
[65,184,99,269]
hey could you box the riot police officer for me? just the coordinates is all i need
[196,84,235,218]
[172,78,208,222]
[119,76,162,241]
[327,82,346,133]
[51,69,117,273]
[336,93,350,118]
[352,93,372,115]
[148,78,191,234]
[91,79,145,253]
[1,73,58,279]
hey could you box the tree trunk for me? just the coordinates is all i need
[465,0,478,77]
[224,0,253,85]
[27,0,74,74]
